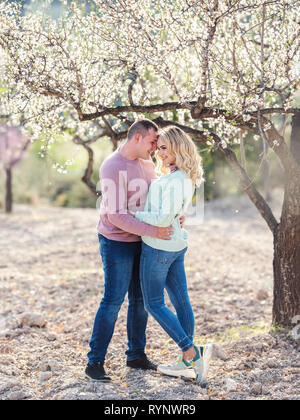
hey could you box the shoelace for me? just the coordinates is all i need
[166,357,184,367]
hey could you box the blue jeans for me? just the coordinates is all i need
[140,242,195,352]
[87,234,148,364]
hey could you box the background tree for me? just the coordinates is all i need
[0,0,299,326]
[0,123,30,213]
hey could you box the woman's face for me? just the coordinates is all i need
[157,137,176,168]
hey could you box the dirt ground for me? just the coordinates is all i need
[0,192,299,400]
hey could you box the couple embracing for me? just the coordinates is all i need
[85,119,212,386]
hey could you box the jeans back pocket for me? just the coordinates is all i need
[155,249,176,265]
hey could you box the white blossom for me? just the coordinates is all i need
[0,0,298,155]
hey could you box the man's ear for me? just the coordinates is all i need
[134,133,142,143]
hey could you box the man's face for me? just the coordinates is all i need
[137,128,158,159]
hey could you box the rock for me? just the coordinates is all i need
[0,329,11,338]
[0,345,13,354]
[237,362,248,370]
[250,382,262,395]
[37,361,50,372]
[6,390,28,400]
[38,372,52,382]
[212,344,229,361]
[0,316,20,337]
[57,391,99,400]
[267,359,277,368]
[48,360,61,372]
[243,359,255,369]
[36,359,61,373]
[63,326,73,334]
[225,378,237,392]
[47,333,57,342]
[262,385,270,395]
[256,289,269,301]
[17,312,47,328]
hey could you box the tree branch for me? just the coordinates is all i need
[150,116,279,235]
[127,67,138,107]
[78,100,299,123]
[70,126,128,195]
[152,116,217,144]
[72,135,98,196]
[79,102,194,121]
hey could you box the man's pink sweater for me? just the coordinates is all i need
[97,149,158,242]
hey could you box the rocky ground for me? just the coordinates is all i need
[0,192,299,400]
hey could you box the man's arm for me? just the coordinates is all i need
[100,165,173,239]
[107,213,173,240]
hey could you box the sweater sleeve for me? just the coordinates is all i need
[100,163,158,237]
[135,177,185,227]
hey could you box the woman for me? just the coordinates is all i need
[134,126,212,385]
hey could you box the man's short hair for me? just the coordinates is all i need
[127,119,158,140]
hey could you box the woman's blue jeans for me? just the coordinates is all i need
[140,242,195,353]
[87,234,148,364]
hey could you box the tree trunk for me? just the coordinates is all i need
[273,183,300,326]
[272,114,300,327]
[5,168,12,213]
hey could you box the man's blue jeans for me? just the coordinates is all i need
[140,242,195,352]
[87,234,148,364]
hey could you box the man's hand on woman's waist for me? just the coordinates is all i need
[155,225,174,240]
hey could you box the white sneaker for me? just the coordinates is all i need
[157,357,196,380]
[191,344,213,385]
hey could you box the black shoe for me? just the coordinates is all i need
[126,354,157,371]
[85,362,111,381]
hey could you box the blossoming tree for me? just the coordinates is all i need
[0,0,299,326]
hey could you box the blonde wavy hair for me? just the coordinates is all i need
[155,126,204,187]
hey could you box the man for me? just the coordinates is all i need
[85,119,174,381]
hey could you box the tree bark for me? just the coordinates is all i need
[272,113,300,326]
[290,113,300,160]
[5,168,12,213]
